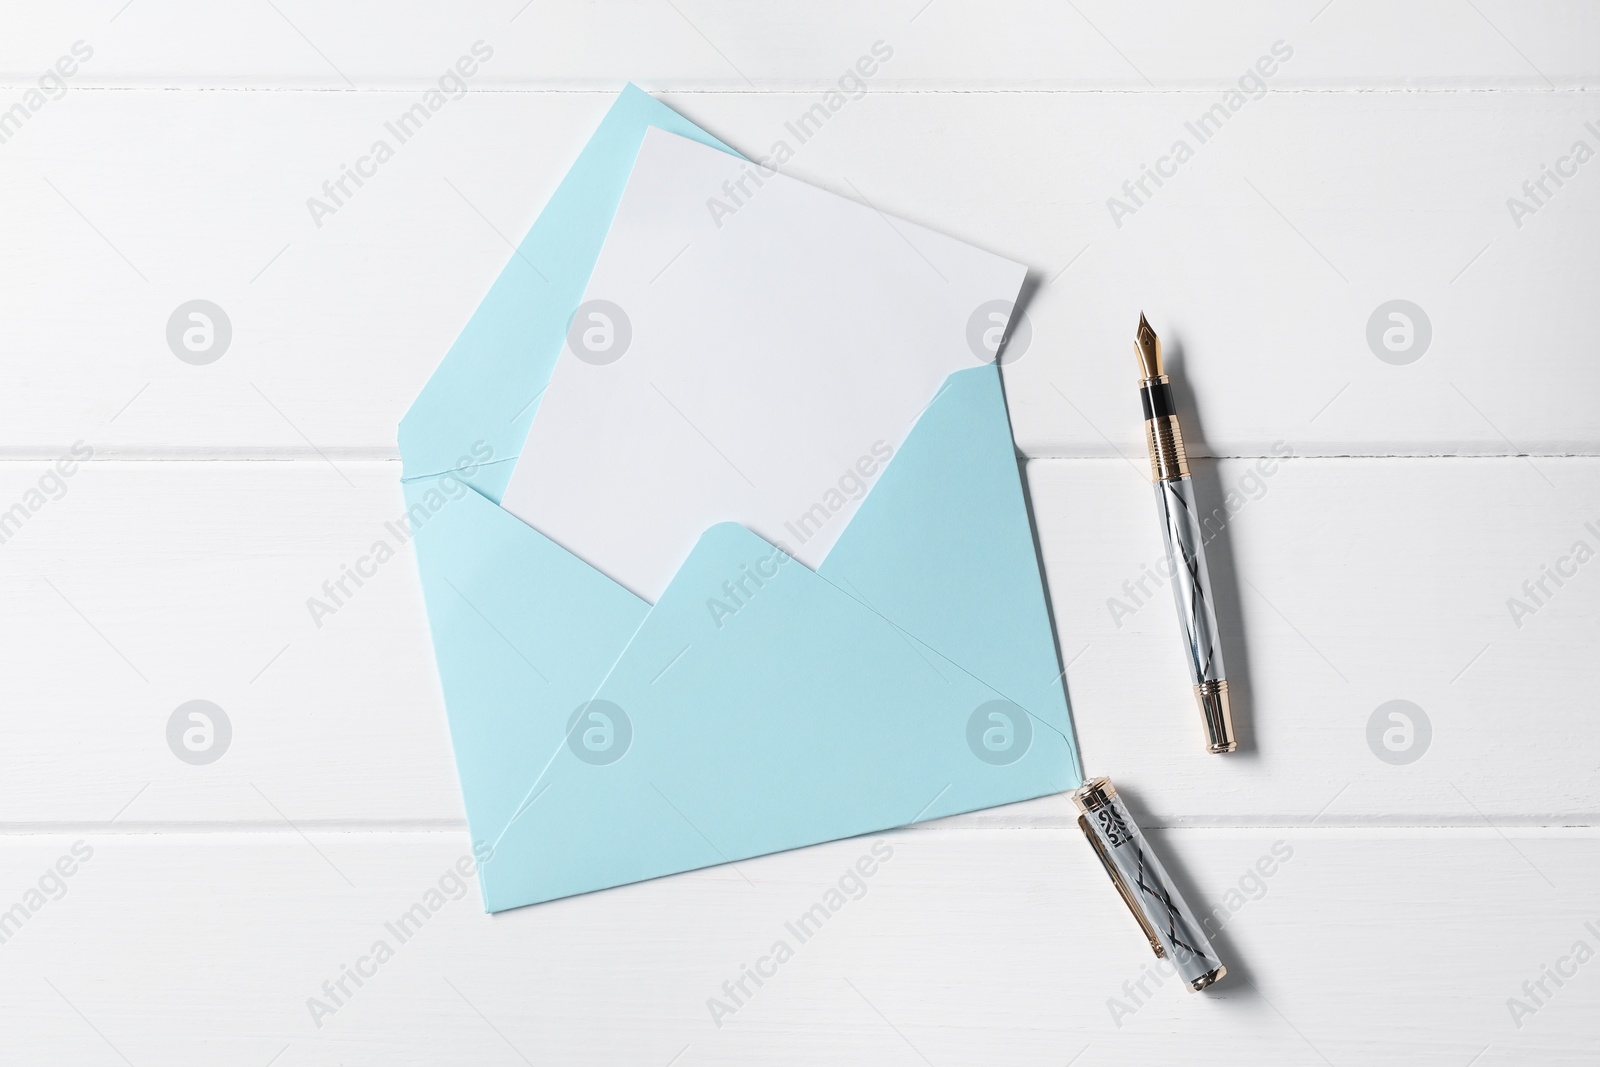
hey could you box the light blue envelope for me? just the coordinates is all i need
[399,86,1082,912]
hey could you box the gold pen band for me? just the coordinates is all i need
[1141,375,1190,483]
[1195,680,1236,754]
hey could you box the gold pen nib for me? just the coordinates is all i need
[1134,312,1163,380]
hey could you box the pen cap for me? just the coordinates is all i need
[1072,777,1226,991]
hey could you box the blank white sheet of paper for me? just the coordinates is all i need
[500,127,1026,602]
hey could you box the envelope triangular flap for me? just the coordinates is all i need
[820,364,1078,770]
[485,520,1069,909]
[396,85,736,500]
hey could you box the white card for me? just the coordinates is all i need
[501,127,1026,602]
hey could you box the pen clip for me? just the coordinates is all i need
[1077,812,1165,960]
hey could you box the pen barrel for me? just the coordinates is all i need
[1073,778,1225,991]
[1153,476,1237,753]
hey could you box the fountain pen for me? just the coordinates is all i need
[1135,314,1236,753]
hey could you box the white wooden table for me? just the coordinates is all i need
[3,3,1597,1063]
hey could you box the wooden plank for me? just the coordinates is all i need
[0,89,1593,457]
[2,1,1596,89]
[1029,455,1600,828]
[0,460,459,827]
[0,457,1592,826]
[0,827,1593,1064]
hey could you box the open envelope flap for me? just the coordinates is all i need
[396,85,735,496]
[820,364,1080,774]
[486,520,1076,910]
[404,476,647,852]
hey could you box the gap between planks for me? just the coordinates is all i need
[0,85,1594,95]
[1,820,1597,836]
[0,453,1596,463]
